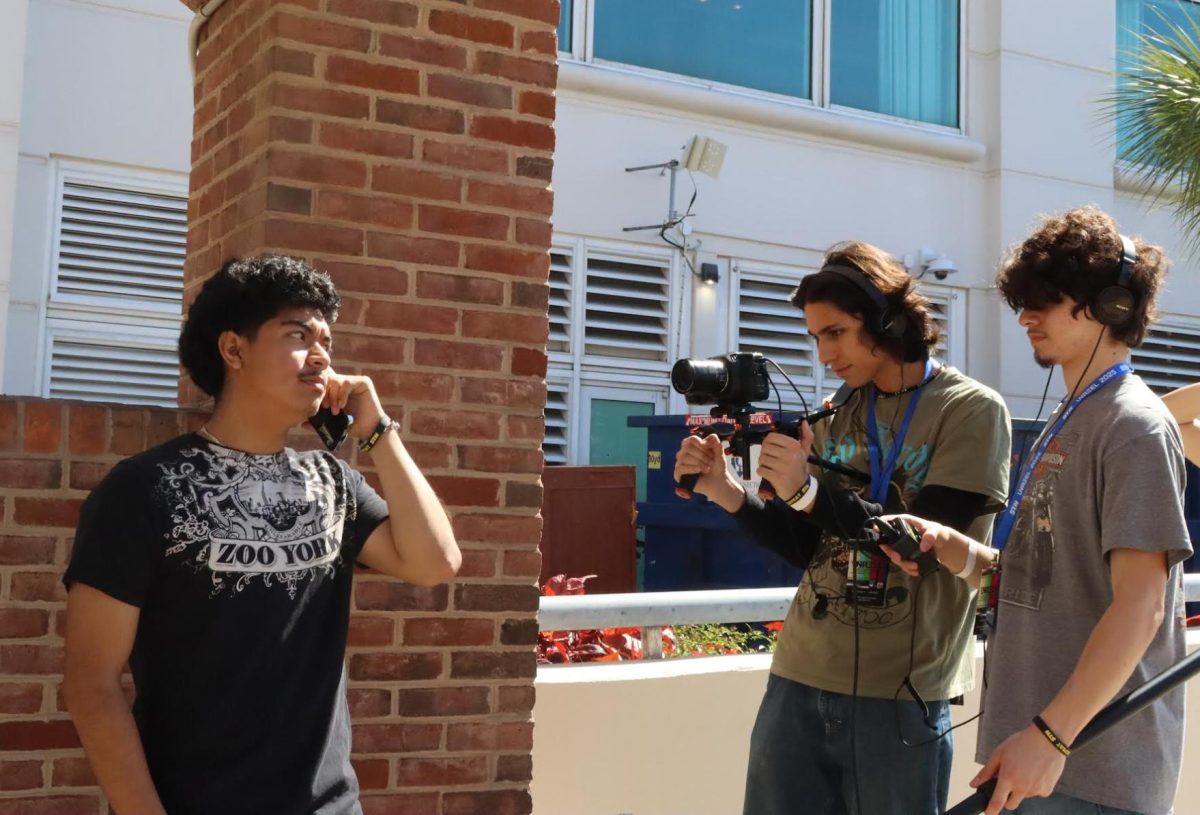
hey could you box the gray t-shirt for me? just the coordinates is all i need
[978,373,1192,815]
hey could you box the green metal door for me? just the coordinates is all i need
[587,397,656,503]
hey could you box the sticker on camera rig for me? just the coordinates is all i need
[684,412,775,427]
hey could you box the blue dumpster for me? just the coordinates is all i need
[628,414,804,592]
[631,414,1200,604]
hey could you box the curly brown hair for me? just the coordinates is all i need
[791,241,940,362]
[995,206,1165,347]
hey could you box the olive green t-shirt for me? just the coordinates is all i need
[770,366,1011,700]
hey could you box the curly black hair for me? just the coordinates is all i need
[179,255,341,398]
[995,206,1166,347]
[792,241,940,362]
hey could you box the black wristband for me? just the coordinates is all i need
[1032,715,1071,756]
[359,417,397,453]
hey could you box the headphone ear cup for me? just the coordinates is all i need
[1093,286,1135,327]
[881,310,908,339]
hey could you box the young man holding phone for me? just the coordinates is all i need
[63,255,461,815]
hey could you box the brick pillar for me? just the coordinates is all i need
[187,1,557,812]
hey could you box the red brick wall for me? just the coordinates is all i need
[1,0,557,811]
[0,399,196,814]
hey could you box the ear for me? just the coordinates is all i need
[217,330,246,371]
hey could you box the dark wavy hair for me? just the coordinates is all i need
[179,255,340,398]
[791,241,940,362]
[995,206,1165,347]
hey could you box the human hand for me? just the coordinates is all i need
[974,724,1067,815]
[674,434,744,511]
[323,370,385,439]
[877,514,956,577]
[756,422,814,502]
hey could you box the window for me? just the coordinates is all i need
[1116,0,1200,159]
[592,1,812,100]
[830,0,959,127]
[1132,317,1200,394]
[560,0,962,129]
[42,163,187,407]
[557,0,573,53]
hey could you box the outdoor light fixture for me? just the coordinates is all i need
[905,248,959,281]
[622,134,729,235]
[699,262,720,285]
[683,136,728,178]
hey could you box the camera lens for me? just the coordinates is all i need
[671,358,729,397]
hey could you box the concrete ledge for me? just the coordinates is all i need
[558,60,987,165]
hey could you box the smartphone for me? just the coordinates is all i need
[310,406,354,451]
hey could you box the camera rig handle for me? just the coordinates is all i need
[868,516,941,577]
[674,403,867,501]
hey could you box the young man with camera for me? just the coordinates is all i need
[886,208,1192,815]
[675,241,1011,814]
[62,255,462,815]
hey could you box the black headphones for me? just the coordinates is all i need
[818,263,908,339]
[1092,234,1138,328]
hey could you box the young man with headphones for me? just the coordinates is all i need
[887,207,1192,815]
[675,241,1012,814]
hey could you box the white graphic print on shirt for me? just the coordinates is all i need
[155,446,347,599]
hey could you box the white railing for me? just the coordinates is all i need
[539,575,1200,659]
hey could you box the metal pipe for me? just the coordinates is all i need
[187,0,229,79]
[538,575,1200,632]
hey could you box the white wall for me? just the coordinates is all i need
[1,0,191,396]
[0,0,32,389]
[532,645,1200,815]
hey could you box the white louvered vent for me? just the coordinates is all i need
[583,253,670,361]
[1133,321,1200,394]
[47,332,180,407]
[544,378,570,465]
[54,180,187,307]
[923,289,952,361]
[736,275,814,408]
[549,248,574,355]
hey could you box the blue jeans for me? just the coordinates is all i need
[743,674,953,815]
[1009,793,1142,814]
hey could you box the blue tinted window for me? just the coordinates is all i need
[1116,0,1200,158]
[559,0,572,53]
[593,0,812,100]
[830,0,959,127]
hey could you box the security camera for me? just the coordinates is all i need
[925,256,958,280]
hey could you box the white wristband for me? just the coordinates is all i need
[785,476,819,513]
[953,542,977,580]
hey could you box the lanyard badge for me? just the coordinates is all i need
[979,361,1133,621]
[846,359,936,604]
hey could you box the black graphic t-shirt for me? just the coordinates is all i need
[64,433,390,815]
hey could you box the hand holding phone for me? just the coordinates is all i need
[310,406,354,451]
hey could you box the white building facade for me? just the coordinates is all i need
[2,0,1199,472]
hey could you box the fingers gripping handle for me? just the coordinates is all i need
[675,472,701,499]
[942,780,995,815]
[757,478,779,501]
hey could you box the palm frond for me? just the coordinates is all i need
[1103,7,1200,253]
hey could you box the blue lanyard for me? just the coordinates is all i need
[993,361,1133,551]
[865,358,935,505]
